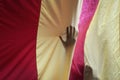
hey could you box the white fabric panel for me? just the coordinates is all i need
[71,0,83,32]
[84,0,120,80]
[36,0,78,80]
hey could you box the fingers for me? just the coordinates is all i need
[59,36,65,44]
[67,25,75,38]
[84,65,93,80]
[67,27,69,39]
[72,27,75,38]
[60,26,76,47]
[70,25,72,37]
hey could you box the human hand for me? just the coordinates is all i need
[84,65,93,80]
[59,25,75,47]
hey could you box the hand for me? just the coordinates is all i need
[59,25,75,47]
[84,65,93,80]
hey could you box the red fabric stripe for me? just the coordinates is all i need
[69,0,99,80]
[0,0,41,80]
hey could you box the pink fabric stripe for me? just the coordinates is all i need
[69,0,99,80]
[0,0,41,80]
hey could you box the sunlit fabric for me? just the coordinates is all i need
[69,0,99,80]
[84,0,120,79]
[1,0,119,80]
[0,0,41,80]
[71,0,83,32]
[0,0,79,80]
[36,0,77,80]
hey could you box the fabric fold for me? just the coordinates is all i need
[0,0,41,80]
[69,0,99,80]
[36,0,78,80]
[84,0,120,79]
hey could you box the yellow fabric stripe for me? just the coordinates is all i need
[84,0,120,80]
[36,0,78,80]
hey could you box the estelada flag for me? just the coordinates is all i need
[0,0,78,80]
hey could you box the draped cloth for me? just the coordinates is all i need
[71,0,83,32]
[69,0,99,80]
[0,0,41,80]
[0,0,78,80]
[84,0,120,79]
[36,0,77,80]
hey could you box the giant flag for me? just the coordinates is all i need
[0,0,78,80]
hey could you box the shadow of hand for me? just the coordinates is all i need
[59,25,75,47]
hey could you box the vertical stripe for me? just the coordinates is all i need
[36,0,77,80]
[0,0,41,80]
[84,0,120,79]
[69,0,99,80]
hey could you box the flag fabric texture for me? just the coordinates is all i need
[36,0,77,80]
[0,0,77,80]
[0,0,41,80]
[84,0,120,79]
[69,0,99,80]
[1,0,120,80]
